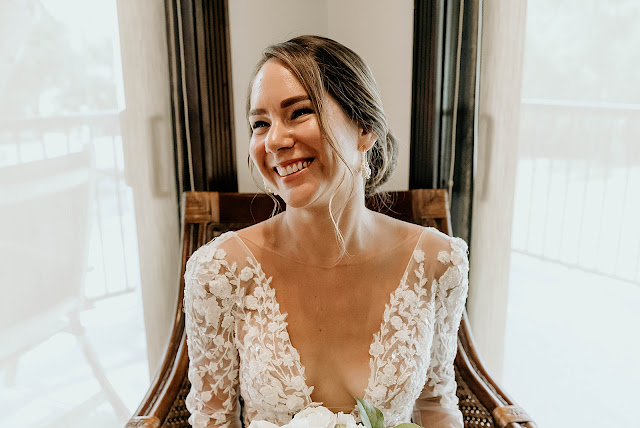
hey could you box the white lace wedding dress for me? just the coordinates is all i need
[183,227,468,428]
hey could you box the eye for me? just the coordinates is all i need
[251,120,269,131]
[291,107,314,119]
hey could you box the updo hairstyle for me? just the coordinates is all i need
[246,35,398,197]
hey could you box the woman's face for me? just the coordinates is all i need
[249,59,371,209]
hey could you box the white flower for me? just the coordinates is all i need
[335,412,358,428]
[402,289,418,305]
[285,395,305,411]
[413,249,425,263]
[196,270,211,286]
[249,420,281,428]
[209,275,232,298]
[209,260,221,274]
[259,385,280,405]
[189,412,211,428]
[221,314,234,329]
[287,406,337,428]
[394,329,410,342]
[390,315,403,330]
[267,321,279,332]
[246,295,259,310]
[197,246,216,263]
[369,340,384,357]
[259,347,273,360]
[450,250,466,266]
[450,237,467,253]
[277,352,293,367]
[213,335,225,347]
[383,364,396,376]
[204,297,222,322]
[290,375,307,390]
[214,248,227,260]
[437,250,451,264]
[240,266,254,281]
[370,385,387,401]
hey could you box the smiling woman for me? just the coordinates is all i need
[182,35,469,428]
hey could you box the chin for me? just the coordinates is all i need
[279,185,327,210]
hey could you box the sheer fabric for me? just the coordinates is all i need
[184,227,468,428]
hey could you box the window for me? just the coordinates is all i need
[504,2,640,427]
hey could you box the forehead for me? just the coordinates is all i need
[250,59,308,108]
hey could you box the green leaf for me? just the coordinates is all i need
[356,398,385,428]
[394,424,424,428]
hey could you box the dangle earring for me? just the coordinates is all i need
[361,152,372,180]
[263,179,277,195]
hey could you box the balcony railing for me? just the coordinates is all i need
[512,99,640,285]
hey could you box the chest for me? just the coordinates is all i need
[235,247,437,410]
[268,252,410,349]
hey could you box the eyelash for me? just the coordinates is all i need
[291,107,314,119]
[252,121,268,130]
[251,108,314,131]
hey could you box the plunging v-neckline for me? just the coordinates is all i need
[230,228,427,412]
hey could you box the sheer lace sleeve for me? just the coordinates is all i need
[184,238,242,428]
[414,236,469,428]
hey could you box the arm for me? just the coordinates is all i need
[414,237,469,428]
[184,243,242,428]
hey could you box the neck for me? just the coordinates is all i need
[275,187,376,267]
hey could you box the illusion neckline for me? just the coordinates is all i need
[235,228,426,269]
[228,228,429,412]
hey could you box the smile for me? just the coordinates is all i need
[275,159,313,177]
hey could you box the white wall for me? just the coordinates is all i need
[229,0,413,193]
[117,0,181,377]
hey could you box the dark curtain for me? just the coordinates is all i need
[410,0,480,243]
[165,0,237,208]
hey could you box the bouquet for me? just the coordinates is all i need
[248,398,422,428]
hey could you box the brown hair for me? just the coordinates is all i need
[246,35,398,197]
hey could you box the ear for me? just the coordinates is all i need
[357,127,378,152]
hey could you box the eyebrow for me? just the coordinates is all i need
[249,95,311,116]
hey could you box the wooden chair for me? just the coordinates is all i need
[127,189,536,428]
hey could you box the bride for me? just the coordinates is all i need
[183,35,468,428]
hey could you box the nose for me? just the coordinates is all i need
[264,120,294,154]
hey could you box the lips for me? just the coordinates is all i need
[274,159,314,177]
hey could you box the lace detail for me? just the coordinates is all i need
[183,229,468,428]
[363,249,435,426]
[237,256,316,424]
[184,240,241,428]
[414,237,469,428]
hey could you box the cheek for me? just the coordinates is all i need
[248,136,263,162]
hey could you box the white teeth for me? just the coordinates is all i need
[276,160,313,177]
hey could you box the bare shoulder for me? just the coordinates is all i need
[372,211,424,244]
[422,226,453,251]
